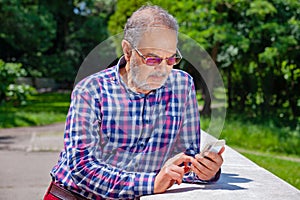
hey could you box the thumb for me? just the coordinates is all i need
[218,146,225,155]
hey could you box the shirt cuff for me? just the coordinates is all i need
[134,172,156,197]
[206,168,221,183]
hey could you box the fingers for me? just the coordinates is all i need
[190,163,213,180]
[169,152,193,166]
[201,151,223,166]
[168,153,194,175]
[190,159,216,180]
[190,152,223,181]
[154,164,185,193]
[183,162,191,173]
[218,146,225,155]
[166,164,185,184]
[155,151,220,193]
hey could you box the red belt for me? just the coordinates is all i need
[44,182,88,200]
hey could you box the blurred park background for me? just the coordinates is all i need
[0,0,299,189]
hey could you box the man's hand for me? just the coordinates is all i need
[154,153,192,194]
[190,147,224,181]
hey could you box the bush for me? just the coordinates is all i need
[0,60,36,105]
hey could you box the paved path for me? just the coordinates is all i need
[0,123,65,200]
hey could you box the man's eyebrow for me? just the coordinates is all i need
[145,53,160,57]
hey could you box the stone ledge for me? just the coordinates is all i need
[142,145,300,200]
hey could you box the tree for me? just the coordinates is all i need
[0,0,116,87]
[108,0,300,125]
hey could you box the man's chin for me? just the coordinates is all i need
[146,82,164,90]
[149,75,167,83]
[135,80,166,92]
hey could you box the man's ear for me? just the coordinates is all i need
[122,40,132,62]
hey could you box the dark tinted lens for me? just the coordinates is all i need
[167,57,181,65]
[175,57,181,64]
[166,57,176,65]
[146,57,162,66]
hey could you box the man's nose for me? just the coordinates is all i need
[155,60,168,71]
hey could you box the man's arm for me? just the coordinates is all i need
[175,74,223,183]
[64,86,156,199]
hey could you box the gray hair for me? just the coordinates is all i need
[124,5,179,48]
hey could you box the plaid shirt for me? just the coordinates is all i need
[51,57,202,199]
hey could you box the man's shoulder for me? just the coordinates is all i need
[76,66,117,87]
[72,66,118,94]
[169,69,193,83]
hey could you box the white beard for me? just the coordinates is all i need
[128,59,169,91]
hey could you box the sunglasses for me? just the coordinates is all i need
[133,48,182,66]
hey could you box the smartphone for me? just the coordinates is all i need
[200,139,225,156]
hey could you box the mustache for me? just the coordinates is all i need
[148,71,168,77]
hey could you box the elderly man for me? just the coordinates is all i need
[44,5,224,200]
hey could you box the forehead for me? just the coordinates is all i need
[137,27,177,53]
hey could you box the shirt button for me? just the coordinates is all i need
[135,163,139,170]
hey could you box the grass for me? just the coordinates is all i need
[201,115,300,156]
[0,92,71,128]
[241,152,300,189]
[200,114,300,189]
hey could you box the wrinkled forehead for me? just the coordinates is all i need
[137,27,178,52]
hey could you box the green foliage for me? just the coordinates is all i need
[108,0,146,35]
[242,152,300,189]
[0,0,299,128]
[108,0,300,123]
[201,113,300,155]
[0,92,70,128]
[0,0,56,53]
[0,60,36,105]
[0,0,115,85]
[246,0,277,20]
